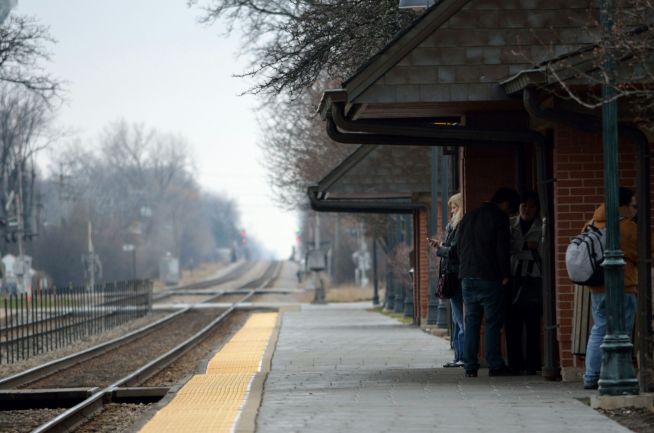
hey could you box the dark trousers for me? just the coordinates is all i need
[506,277,542,372]
[462,278,506,372]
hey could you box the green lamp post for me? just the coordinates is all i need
[598,0,639,396]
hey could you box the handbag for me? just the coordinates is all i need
[437,272,458,299]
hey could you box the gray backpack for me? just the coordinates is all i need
[565,223,605,286]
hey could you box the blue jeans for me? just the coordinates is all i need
[583,292,637,386]
[450,290,465,362]
[462,278,506,371]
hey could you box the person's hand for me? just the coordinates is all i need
[427,238,439,248]
[526,241,538,250]
[501,277,510,286]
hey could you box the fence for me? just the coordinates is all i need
[1,280,152,364]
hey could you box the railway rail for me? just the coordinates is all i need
[1,260,255,365]
[1,260,282,433]
[151,260,252,302]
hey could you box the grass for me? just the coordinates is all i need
[323,284,384,303]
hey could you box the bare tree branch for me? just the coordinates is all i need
[189,0,415,95]
[0,14,61,104]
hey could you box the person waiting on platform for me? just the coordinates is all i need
[506,191,543,375]
[429,192,465,368]
[453,187,520,378]
[583,187,638,390]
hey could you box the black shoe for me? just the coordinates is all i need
[489,366,518,377]
[465,370,478,378]
[524,370,538,376]
[583,382,598,390]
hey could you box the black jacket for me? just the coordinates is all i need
[452,202,511,281]
[437,222,459,276]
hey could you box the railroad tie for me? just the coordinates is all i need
[139,312,278,433]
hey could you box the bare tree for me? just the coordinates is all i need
[41,121,246,283]
[258,83,352,208]
[0,13,60,102]
[189,0,414,95]
[0,84,52,223]
[529,2,654,129]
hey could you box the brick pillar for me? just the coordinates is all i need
[553,126,639,379]
[417,207,429,324]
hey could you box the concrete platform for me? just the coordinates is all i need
[254,303,632,433]
[139,313,279,433]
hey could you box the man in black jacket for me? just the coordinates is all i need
[453,187,520,377]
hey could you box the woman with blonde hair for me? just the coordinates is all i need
[430,192,464,367]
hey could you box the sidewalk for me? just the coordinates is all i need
[255,303,631,433]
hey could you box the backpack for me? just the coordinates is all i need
[565,223,605,286]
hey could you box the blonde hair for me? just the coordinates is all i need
[448,193,463,227]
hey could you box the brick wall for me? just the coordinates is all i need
[552,126,654,371]
[462,143,517,210]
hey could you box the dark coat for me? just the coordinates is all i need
[452,202,511,281]
[437,222,459,276]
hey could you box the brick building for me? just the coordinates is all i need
[312,1,653,385]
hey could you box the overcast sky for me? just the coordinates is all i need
[17,1,298,259]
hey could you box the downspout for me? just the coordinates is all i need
[326,118,437,146]
[523,88,653,391]
[323,99,561,381]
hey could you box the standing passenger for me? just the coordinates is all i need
[583,187,638,390]
[506,191,543,375]
[430,193,464,368]
[453,187,520,377]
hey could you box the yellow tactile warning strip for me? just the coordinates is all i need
[139,313,278,433]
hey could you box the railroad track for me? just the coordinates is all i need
[0,260,282,433]
[0,261,256,364]
[1,261,255,344]
[151,260,252,302]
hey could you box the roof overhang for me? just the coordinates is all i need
[308,143,432,214]
[501,26,654,96]
[319,89,523,122]
[308,185,421,214]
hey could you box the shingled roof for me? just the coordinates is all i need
[342,0,598,106]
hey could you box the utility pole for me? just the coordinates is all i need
[15,162,26,298]
[86,222,95,289]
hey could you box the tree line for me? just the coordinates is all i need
[0,6,252,286]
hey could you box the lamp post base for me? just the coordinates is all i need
[599,334,639,396]
[436,298,449,329]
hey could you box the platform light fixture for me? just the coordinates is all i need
[398,0,434,10]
